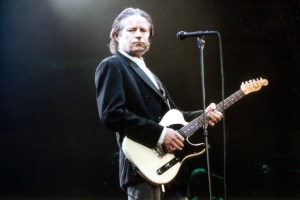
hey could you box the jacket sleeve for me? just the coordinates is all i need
[95,58,164,148]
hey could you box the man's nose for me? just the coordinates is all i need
[135,29,142,38]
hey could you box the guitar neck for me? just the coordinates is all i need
[178,89,245,138]
[216,89,245,112]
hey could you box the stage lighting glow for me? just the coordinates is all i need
[48,0,92,20]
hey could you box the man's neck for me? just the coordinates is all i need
[118,50,143,60]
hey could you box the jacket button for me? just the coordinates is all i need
[144,96,150,102]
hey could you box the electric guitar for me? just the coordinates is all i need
[122,78,268,185]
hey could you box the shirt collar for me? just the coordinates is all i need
[118,50,145,66]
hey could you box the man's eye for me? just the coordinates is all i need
[140,29,148,32]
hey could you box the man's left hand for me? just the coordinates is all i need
[205,103,223,126]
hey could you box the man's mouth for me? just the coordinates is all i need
[133,41,144,45]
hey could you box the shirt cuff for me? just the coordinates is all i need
[157,127,166,146]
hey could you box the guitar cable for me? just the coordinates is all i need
[216,32,227,200]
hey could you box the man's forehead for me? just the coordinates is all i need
[120,15,150,27]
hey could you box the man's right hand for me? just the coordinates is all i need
[163,128,184,152]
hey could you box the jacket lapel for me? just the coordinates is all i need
[116,52,165,100]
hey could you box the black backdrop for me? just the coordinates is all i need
[1,0,299,199]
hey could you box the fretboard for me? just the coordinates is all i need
[178,89,245,138]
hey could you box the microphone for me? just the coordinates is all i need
[176,31,218,40]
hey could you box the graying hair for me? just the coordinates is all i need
[109,8,154,54]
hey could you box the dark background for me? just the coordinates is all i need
[1,0,299,199]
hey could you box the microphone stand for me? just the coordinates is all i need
[197,37,213,200]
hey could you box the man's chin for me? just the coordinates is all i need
[130,48,148,57]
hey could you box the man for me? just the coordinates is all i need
[95,8,222,200]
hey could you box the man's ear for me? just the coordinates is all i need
[113,32,119,42]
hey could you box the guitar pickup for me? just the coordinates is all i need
[152,145,167,158]
[157,157,181,175]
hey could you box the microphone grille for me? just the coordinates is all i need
[176,31,185,40]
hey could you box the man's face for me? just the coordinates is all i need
[116,15,151,58]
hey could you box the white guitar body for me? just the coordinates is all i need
[122,109,205,185]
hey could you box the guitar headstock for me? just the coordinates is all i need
[241,78,268,95]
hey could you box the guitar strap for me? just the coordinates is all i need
[154,76,171,110]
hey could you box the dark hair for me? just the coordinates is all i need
[109,8,154,54]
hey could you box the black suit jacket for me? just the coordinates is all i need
[95,52,202,190]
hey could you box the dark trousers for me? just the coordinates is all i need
[127,182,188,200]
